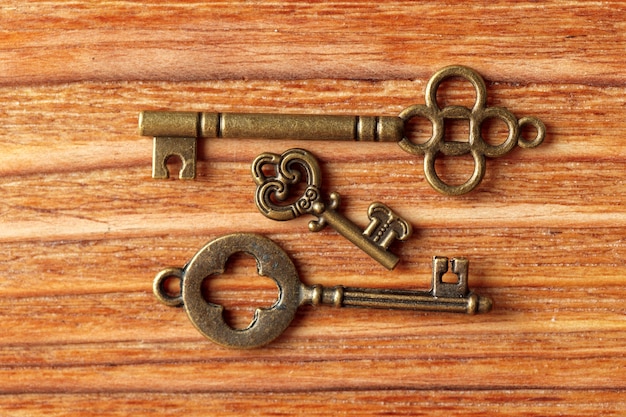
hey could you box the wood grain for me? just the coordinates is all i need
[1,1,625,416]
[1,1,626,85]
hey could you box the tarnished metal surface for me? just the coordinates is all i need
[154,233,492,348]
[154,233,300,349]
[251,148,411,270]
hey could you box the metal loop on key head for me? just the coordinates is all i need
[398,65,546,195]
[154,233,492,348]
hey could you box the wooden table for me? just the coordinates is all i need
[1,1,624,415]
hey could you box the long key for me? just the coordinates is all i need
[251,148,411,270]
[153,233,492,348]
[139,65,545,195]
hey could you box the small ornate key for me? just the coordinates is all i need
[139,65,545,194]
[251,148,411,270]
[153,233,492,348]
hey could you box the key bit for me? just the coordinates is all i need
[153,233,492,348]
[251,148,412,270]
[152,136,196,179]
[139,65,545,194]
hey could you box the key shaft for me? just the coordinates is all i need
[302,256,491,314]
[309,198,402,270]
[306,285,490,315]
[140,111,404,142]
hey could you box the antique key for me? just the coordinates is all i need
[252,148,411,270]
[139,65,545,194]
[153,233,492,348]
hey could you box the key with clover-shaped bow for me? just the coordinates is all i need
[153,233,492,348]
[252,148,412,270]
[140,65,545,195]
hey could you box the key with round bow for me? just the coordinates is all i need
[154,233,492,348]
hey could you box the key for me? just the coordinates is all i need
[139,65,545,195]
[251,148,411,270]
[153,233,492,348]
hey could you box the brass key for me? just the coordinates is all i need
[251,148,411,270]
[139,65,545,195]
[153,233,492,348]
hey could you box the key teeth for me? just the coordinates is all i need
[451,257,469,275]
[432,256,469,298]
[152,136,197,179]
[363,202,413,249]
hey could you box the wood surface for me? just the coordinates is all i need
[1,1,625,415]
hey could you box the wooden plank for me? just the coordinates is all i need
[1,1,626,85]
[2,391,625,417]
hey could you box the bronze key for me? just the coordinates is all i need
[153,233,492,348]
[139,65,545,195]
[251,148,411,270]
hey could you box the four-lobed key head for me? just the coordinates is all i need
[153,233,303,349]
[398,65,546,195]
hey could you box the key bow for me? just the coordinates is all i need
[252,148,322,221]
[398,65,546,195]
